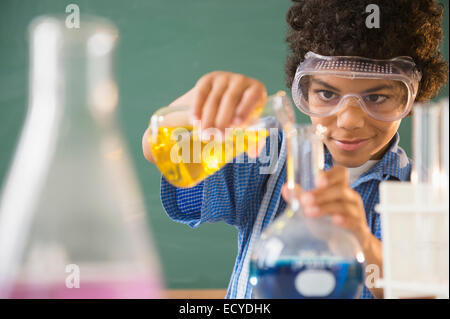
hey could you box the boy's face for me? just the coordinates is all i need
[307,76,402,167]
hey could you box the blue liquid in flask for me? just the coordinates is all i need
[250,256,364,299]
[249,124,366,299]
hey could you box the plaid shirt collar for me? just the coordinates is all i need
[323,132,411,187]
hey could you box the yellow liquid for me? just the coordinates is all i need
[149,126,269,188]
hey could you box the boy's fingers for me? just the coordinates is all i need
[304,186,352,207]
[234,82,267,125]
[215,78,249,131]
[281,183,305,202]
[315,166,349,188]
[304,201,350,218]
[192,76,213,121]
[201,77,229,130]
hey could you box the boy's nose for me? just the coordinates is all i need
[336,97,366,130]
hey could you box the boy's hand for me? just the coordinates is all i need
[281,166,371,245]
[143,71,268,164]
[191,71,267,133]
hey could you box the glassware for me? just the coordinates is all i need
[408,99,449,289]
[0,16,163,298]
[148,91,295,188]
[249,124,365,299]
[411,102,443,188]
[440,99,449,190]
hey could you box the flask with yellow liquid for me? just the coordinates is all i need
[148,91,295,188]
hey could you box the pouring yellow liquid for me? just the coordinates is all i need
[149,126,269,188]
[148,91,294,188]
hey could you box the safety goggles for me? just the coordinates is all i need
[291,52,422,122]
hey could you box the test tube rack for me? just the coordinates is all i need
[376,98,449,299]
[377,182,449,299]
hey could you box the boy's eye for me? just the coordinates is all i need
[316,90,337,101]
[365,94,388,104]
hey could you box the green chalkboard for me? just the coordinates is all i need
[0,0,448,290]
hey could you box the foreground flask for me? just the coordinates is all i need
[0,16,163,298]
[148,91,295,188]
[250,124,365,299]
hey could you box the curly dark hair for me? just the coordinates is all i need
[285,0,449,102]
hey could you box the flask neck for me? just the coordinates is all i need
[285,123,326,213]
[246,91,295,132]
[29,17,119,128]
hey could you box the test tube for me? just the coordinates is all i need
[412,102,442,187]
[440,99,449,189]
[286,124,325,210]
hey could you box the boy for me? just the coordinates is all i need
[142,0,448,298]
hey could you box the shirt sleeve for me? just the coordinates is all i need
[160,129,283,229]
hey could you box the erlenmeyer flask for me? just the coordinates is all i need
[147,91,295,188]
[250,124,365,299]
[0,16,163,298]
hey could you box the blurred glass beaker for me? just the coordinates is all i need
[0,16,163,298]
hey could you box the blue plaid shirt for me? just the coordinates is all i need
[160,129,411,299]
